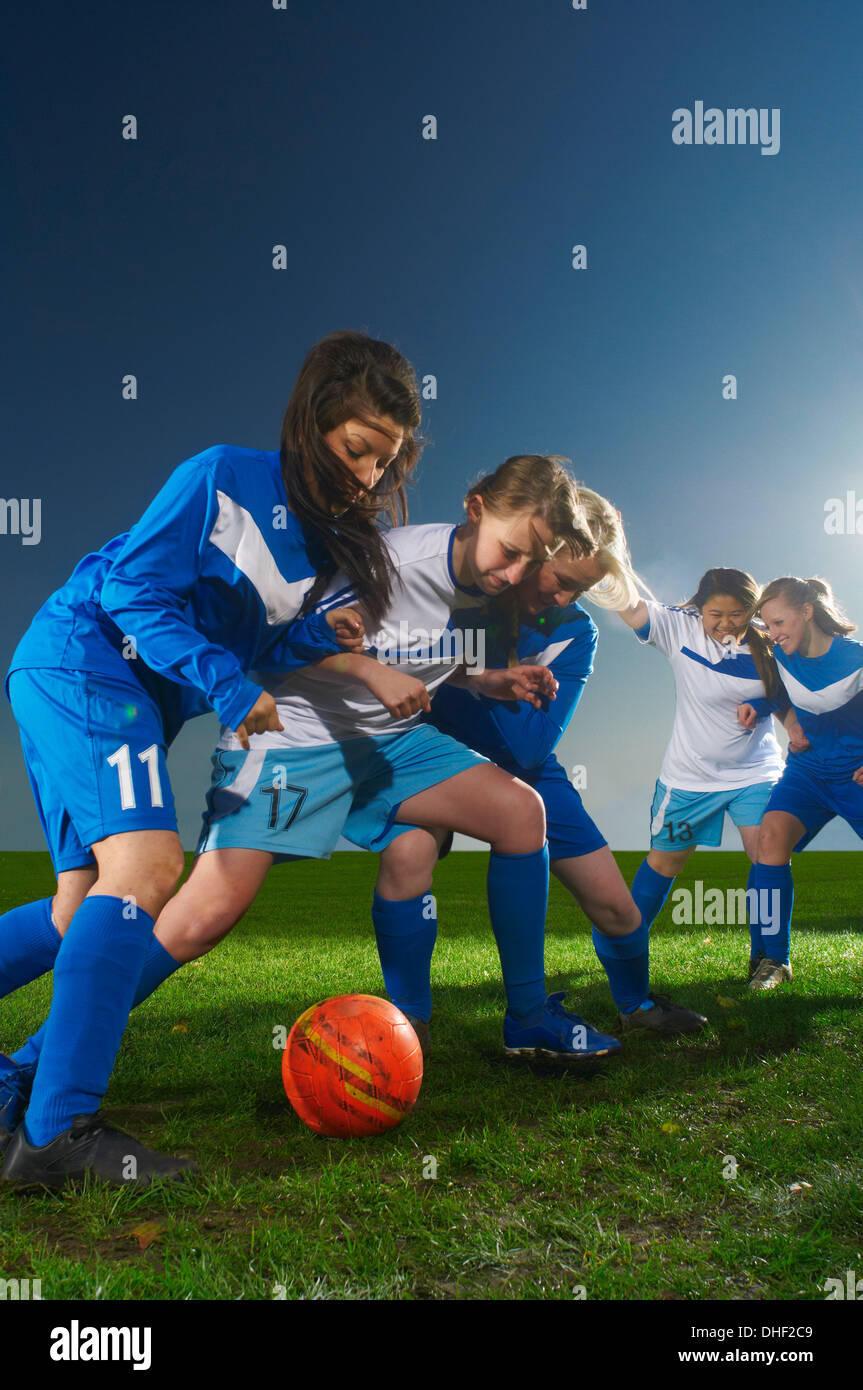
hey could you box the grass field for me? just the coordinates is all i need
[0,849,860,1302]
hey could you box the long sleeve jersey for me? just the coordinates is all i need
[6,445,342,735]
[428,602,598,772]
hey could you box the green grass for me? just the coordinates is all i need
[0,850,861,1301]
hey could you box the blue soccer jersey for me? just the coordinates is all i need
[6,445,342,731]
[428,601,597,773]
[772,635,863,779]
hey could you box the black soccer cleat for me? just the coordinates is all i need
[617,992,708,1036]
[0,1058,37,1154]
[1,1111,199,1190]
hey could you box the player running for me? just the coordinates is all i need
[736,576,862,990]
[426,487,708,1040]
[616,565,809,992]
[0,329,423,1187]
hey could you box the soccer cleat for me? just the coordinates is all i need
[748,954,766,982]
[616,992,708,1036]
[1,1111,199,1190]
[749,958,792,992]
[404,1015,431,1060]
[0,1058,37,1154]
[504,991,622,1061]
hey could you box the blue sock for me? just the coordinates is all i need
[752,863,793,965]
[745,864,764,959]
[24,897,154,1146]
[11,933,182,1070]
[131,936,182,1004]
[591,917,650,1013]
[630,859,676,931]
[487,846,548,1022]
[0,898,61,999]
[372,892,436,1022]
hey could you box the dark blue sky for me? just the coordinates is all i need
[3,0,862,849]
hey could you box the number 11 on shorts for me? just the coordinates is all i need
[107,744,164,809]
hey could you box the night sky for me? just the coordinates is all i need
[3,0,862,850]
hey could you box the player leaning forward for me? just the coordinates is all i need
[1,453,610,1181]
[0,330,423,1186]
[174,455,623,1061]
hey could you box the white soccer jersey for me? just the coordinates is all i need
[219,523,487,750]
[635,600,785,792]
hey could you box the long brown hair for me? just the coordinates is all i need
[757,576,857,636]
[685,568,782,701]
[467,455,594,664]
[280,330,423,627]
[465,454,594,556]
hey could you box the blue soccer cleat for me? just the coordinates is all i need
[503,992,622,1061]
[0,1057,37,1153]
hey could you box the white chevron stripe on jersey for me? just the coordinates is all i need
[210,491,315,624]
[533,638,574,668]
[778,663,863,714]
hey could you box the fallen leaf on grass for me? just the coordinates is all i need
[128,1221,164,1251]
[172,1023,188,1034]
[661,1122,681,1135]
[715,996,738,1009]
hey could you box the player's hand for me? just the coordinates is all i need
[470,664,558,709]
[361,662,432,719]
[326,606,366,652]
[737,702,758,730]
[787,727,811,754]
[231,691,284,750]
[852,765,863,786]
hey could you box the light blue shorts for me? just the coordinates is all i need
[196,724,487,860]
[649,778,778,851]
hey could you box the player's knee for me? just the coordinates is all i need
[756,820,790,863]
[148,847,187,901]
[379,831,437,892]
[593,901,642,937]
[178,902,238,955]
[498,782,546,851]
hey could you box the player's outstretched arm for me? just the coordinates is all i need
[615,597,650,631]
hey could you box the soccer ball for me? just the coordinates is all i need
[282,994,424,1138]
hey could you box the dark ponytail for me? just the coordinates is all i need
[280,330,424,628]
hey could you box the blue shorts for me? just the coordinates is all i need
[8,667,178,874]
[649,778,777,851]
[436,754,607,861]
[197,724,486,860]
[765,756,863,851]
[523,756,607,860]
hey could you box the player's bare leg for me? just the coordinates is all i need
[51,865,99,936]
[553,846,706,1036]
[395,763,545,852]
[155,848,274,963]
[396,769,624,1061]
[551,846,641,937]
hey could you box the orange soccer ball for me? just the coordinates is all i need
[282,994,424,1138]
